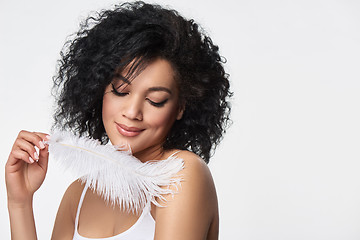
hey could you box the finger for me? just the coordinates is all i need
[10,149,35,165]
[34,132,50,142]
[17,130,48,151]
[13,138,40,163]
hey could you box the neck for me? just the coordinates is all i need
[133,144,166,163]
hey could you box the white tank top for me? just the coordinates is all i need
[73,183,155,240]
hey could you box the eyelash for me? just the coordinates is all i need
[111,84,168,108]
[147,99,168,107]
[111,83,128,96]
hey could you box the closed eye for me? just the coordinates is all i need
[111,83,168,107]
[147,98,168,107]
[111,83,128,96]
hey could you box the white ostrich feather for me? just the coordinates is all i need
[47,131,184,213]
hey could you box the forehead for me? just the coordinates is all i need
[116,58,177,89]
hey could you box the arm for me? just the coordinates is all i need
[154,151,219,240]
[5,131,49,240]
[7,200,37,240]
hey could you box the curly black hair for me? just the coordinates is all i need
[52,1,232,163]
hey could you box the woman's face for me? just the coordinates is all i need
[102,58,183,159]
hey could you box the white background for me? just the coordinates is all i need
[1,0,360,239]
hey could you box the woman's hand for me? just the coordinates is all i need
[5,130,50,206]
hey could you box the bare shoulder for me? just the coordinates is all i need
[59,179,86,215]
[65,179,85,202]
[51,179,85,239]
[175,150,215,190]
[153,150,219,240]
[162,149,217,201]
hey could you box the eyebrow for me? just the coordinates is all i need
[147,87,172,95]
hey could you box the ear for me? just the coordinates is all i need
[176,105,185,120]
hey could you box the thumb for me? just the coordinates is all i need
[38,143,49,171]
[34,132,50,171]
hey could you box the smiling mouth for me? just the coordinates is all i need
[116,123,145,137]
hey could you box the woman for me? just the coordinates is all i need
[5,2,231,239]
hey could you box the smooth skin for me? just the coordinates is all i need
[5,59,219,239]
[5,131,49,239]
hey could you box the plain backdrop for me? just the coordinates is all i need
[1,0,360,239]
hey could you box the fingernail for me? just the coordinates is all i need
[34,152,39,160]
[45,135,51,140]
[39,141,45,149]
[29,157,34,163]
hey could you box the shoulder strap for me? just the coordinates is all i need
[74,182,89,230]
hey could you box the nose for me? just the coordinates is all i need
[122,96,143,121]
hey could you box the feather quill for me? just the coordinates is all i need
[47,131,184,213]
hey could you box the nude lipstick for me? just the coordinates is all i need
[116,123,144,137]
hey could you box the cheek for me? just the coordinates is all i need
[146,106,178,129]
[102,94,116,121]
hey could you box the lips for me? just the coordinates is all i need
[116,123,144,137]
